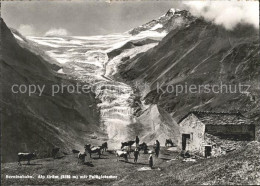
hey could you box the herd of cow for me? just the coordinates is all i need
[17,138,176,166]
[77,140,150,164]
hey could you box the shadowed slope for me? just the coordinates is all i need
[1,18,102,162]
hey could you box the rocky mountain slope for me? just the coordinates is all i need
[127,104,180,145]
[129,8,195,36]
[118,13,260,137]
[1,18,102,162]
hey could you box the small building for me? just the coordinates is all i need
[177,111,256,157]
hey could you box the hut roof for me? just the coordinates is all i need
[179,111,253,125]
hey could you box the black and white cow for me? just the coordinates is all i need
[18,152,37,166]
[84,144,101,158]
[115,150,128,162]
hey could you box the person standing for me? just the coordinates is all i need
[135,136,140,146]
[155,140,160,158]
[148,154,153,169]
[134,148,139,163]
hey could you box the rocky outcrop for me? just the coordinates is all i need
[127,104,180,145]
[107,38,158,60]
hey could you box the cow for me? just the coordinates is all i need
[115,150,128,162]
[100,142,108,154]
[72,149,80,154]
[77,152,87,164]
[84,144,101,158]
[121,141,135,150]
[52,148,60,159]
[18,152,37,166]
[165,139,174,147]
[121,146,134,157]
[139,142,148,154]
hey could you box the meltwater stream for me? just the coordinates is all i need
[28,33,161,146]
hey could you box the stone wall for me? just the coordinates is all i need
[204,133,249,157]
[178,114,205,154]
[205,124,255,140]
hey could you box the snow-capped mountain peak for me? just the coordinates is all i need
[165,8,176,16]
[129,8,195,35]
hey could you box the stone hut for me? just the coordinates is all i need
[177,111,255,157]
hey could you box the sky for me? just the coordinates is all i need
[2,0,259,36]
[184,1,259,30]
[2,1,183,36]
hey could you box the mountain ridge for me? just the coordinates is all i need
[1,18,102,162]
[118,14,260,137]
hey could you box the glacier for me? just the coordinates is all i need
[27,32,164,147]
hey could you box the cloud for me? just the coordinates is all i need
[183,1,259,30]
[18,24,35,36]
[44,28,70,36]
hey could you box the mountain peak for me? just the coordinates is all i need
[129,8,194,36]
[165,8,177,16]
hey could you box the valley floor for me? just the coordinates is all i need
[2,141,260,185]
